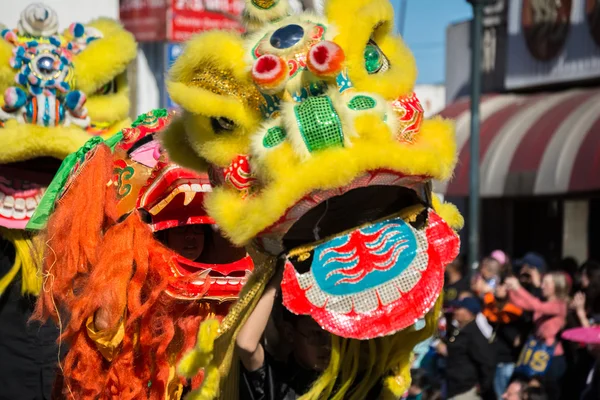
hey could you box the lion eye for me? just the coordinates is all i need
[211,117,235,134]
[364,40,390,74]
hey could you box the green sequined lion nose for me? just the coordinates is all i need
[294,95,345,153]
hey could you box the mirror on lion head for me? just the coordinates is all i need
[163,0,463,340]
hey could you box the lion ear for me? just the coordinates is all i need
[167,30,262,129]
[325,0,416,99]
[70,18,137,95]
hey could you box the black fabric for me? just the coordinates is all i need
[239,351,382,400]
[445,320,496,399]
[240,352,320,400]
[0,238,63,400]
[494,322,523,364]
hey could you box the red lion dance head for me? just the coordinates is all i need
[31,109,253,399]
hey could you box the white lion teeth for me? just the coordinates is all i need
[0,193,40,219]
[4,196,14,207]
[12,208,26,220]
[25,197,36,210]
[14,198,25,211]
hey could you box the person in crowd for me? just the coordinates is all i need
[558,257,579,293]
[476,274,526,399]
[502,378,548,400]
[405,368,430,400]
[445,256,470,305]
[561,260,600,399]
[562,325,600,400]
[579,260,600,323]
[439,297,496,400]
[505,272,570,400]
[516,252,547,298]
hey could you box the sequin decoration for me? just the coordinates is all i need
[263,126,286,148]
[348,95,376,110]
[281,209,460,340]
[392,93,424,143]
[294,96,344,153]
[190,65,266,113]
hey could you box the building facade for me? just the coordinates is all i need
[442,0,600,266]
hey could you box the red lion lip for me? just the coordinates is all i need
[165,254,254,301]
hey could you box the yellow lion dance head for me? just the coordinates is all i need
[165,0,463,398]
[0,3,136,295]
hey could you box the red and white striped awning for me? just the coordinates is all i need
[435,88,600,197]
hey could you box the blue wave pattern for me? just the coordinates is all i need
[312,217,418,296]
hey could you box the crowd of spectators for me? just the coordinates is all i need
[404,251,600,400]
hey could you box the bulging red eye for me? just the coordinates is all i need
[307,41,345,77]
[251,54,288,92]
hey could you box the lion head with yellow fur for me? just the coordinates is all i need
[166,0,462,398]
[0,3,135,296]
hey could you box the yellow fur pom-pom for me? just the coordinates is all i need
[184,364,220,400]
[178,319,220,378]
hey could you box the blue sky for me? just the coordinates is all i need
[392,0,472,84]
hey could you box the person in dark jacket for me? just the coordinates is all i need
[443,297,496,400]
[0,237,64,400]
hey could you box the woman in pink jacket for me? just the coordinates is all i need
[505,272,570,400]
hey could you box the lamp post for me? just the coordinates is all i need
[466,0,493,274]
[397,0,408,36]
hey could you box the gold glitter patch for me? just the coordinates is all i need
[189,64,266,113]
[252,0,278,9]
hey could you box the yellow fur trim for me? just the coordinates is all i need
[87,73,130,125]
[205,115,456,245]
[0,39,14,89]
[0,228,42,296]
[72,18,137,94]
[169,31,250,84]
[432,193,464,231]
[0,119,95,163]
[326,0,416,99]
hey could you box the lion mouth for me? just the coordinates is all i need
[166,255,253,301]
[0,157,63,228]
[273,170,431,252]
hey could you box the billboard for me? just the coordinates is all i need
[120,0,244,42]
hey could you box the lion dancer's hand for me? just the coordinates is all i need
[86,292,127,361]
